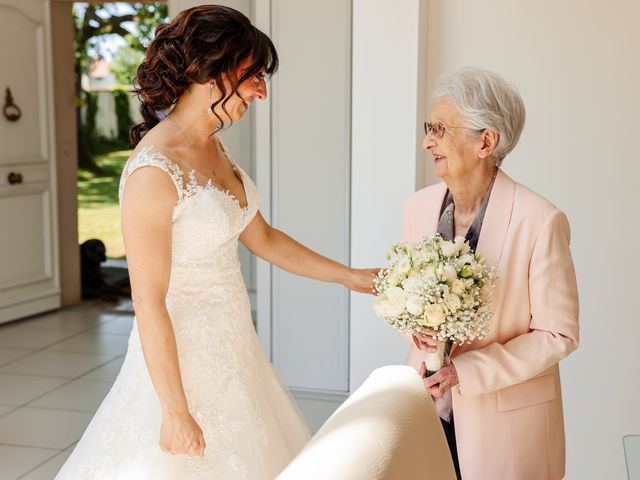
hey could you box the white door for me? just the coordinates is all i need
[0,1,59,324]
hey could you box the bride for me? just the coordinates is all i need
[56,5,377,479]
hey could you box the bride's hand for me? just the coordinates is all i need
[160,411,206,457]
[345,268,381,294]
[412,331,444,353]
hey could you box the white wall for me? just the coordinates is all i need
[268,0,352,393]
[350,0,429,391]
[423,1,640,478]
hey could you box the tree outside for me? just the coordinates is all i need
[74,2,168,259]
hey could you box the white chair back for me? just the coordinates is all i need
[277,365,456,480]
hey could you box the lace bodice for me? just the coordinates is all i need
[118,143,259,273]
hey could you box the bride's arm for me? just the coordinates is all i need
[121,166,205,457]
[239,211,378,293]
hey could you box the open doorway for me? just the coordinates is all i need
[72,2,167,302]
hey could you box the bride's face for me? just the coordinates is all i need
[211,65,268,123]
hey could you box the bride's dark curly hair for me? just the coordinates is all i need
[130,5,278,145]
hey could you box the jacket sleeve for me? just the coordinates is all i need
[452,209,579,397]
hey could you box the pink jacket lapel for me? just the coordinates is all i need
[475,169,516,270]
[406,182,447,242]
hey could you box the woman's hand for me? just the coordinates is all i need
[159,411,206,457]
[344,268,381,294]
[412,331,445,353]
[422,363,459,398]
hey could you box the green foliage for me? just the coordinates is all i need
[84,90,99,143]
[111,45,145,86]
[126,3,169,51]
[72,3,168,170]
[92,135,131,154]
[113,88,134,146]
[77,149,131,258]
[72,3,169,79]
[77,149,129,199]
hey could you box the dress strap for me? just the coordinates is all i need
[118,145,184,204]
[215,136,236,167]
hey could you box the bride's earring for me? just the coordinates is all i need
[208,83,213,115]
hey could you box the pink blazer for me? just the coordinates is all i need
[403,170,579,480]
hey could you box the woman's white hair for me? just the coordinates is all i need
[432,67,526,165]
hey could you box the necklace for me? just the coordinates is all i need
[166,114,220,177]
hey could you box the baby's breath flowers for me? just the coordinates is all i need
[373,235,495,372]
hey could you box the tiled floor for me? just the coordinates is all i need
[0,301,133,479]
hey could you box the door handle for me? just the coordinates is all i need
[7,172,23,185]
[3,87,22,122]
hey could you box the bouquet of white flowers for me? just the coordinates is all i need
[373,235,494,374]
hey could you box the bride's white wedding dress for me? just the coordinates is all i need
[56,143,310,479]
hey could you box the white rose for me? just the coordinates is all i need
[372,286,407,318]
[451,279,465,296]
[416,314,430,327]
[444,293,462,312]
[424,303,446,328]
[455,236,471,254]
[385,287,409,316]
[387,271,405,286]
[406,296,423,316]
[401,276,421,292]
[443,264,458,283]
[397,257,412,275]
[459,253,475,265]
[440,240,458,257]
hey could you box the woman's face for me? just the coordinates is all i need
[423,99,483,180]
[213,66,268,123]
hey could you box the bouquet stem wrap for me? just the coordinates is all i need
[425,341,446,377]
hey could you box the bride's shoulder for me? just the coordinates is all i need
[126,143,174,169]
[120,142,184,204]
[126,121,184,169]
[125,122,188,174]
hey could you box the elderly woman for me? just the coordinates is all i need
[405,67,579,480]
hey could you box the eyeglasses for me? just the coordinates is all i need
[424,121,481,138]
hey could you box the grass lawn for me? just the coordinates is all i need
[78,148,131,259]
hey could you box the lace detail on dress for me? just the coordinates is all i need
[119,144,259,227]
[118,145,185,203]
